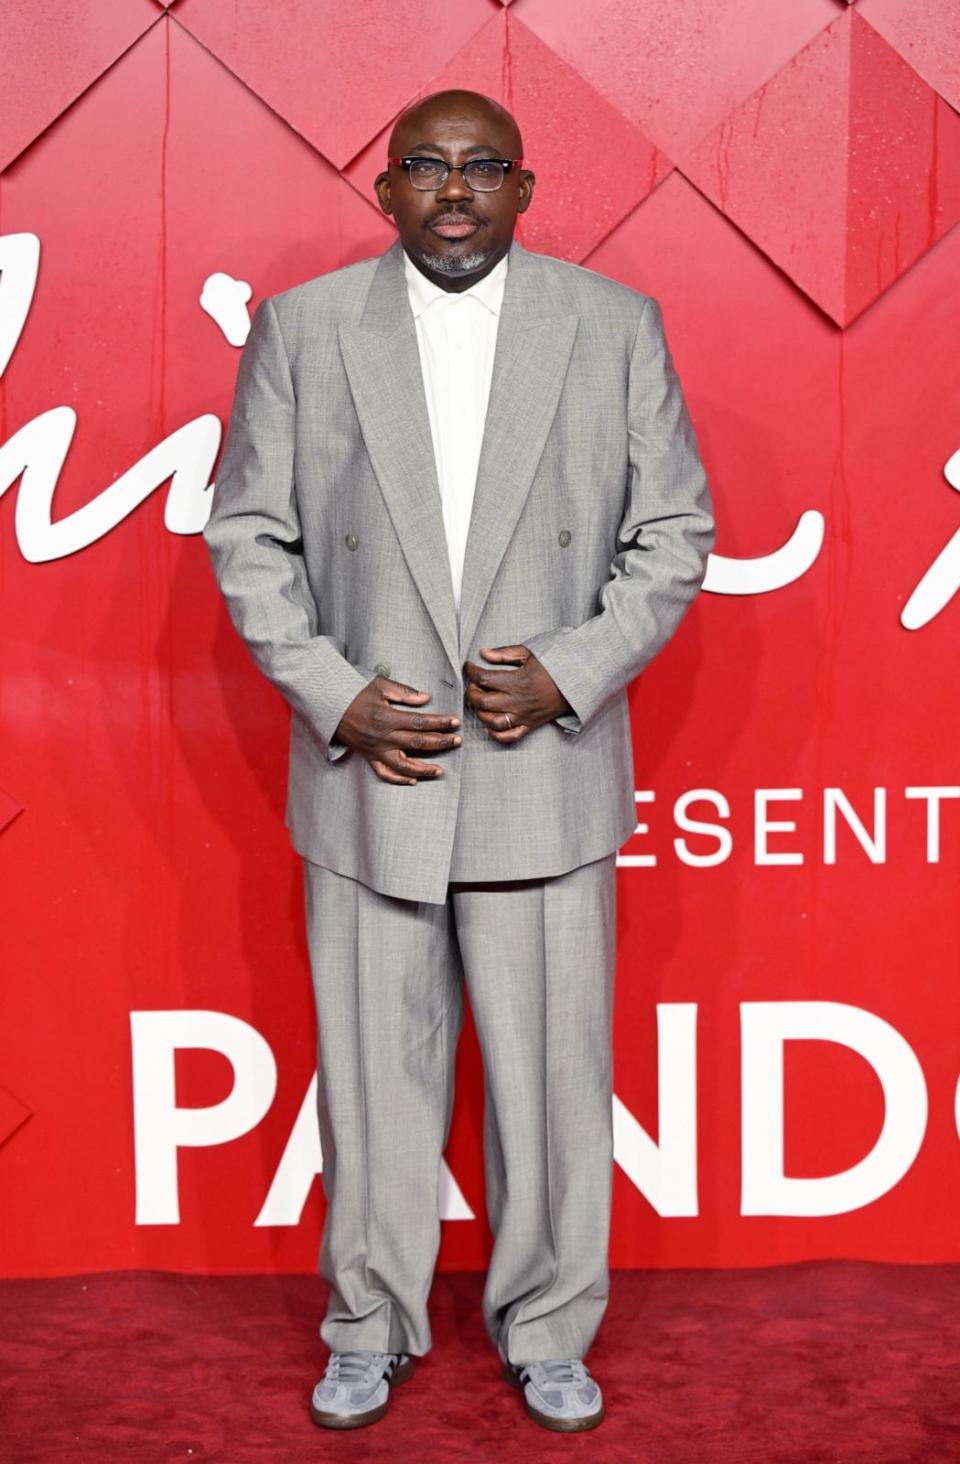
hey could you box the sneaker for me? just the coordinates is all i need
[501,1349,604,1433]
[310,1349,414,1430]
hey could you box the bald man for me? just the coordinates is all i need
[202,87,715,1435]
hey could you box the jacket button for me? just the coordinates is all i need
[345,532,359,550]
[374,661,390,677]
[558,528,572,547]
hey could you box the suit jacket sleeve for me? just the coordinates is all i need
[523,294,715,734]
[202,296,375,763]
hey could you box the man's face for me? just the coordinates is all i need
[374,96,534,290]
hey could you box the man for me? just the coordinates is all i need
[203,88,714,1434]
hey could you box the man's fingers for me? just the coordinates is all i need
[370,758,417,785]
[479,644,529,661]
[387,727,462,752]
[464,659,522,687]
[380,681,432,703]
[480,709,528,734]
[465,669,518,706]
[393,749,444,777]
[471,692,519,721]
[394,710,461,732]
[371,749,442,781]
[489,723,530,742]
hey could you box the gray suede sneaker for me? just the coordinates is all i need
[310,1349,414,1430]
[500,1348,605,1432]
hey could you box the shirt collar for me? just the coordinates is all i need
[403,247,509,320]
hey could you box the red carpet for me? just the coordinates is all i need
[1,1263,958,1462]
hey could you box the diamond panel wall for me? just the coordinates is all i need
[1,0,958,1278]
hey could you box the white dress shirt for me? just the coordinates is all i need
[403,247,509,616]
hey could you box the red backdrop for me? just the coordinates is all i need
[2,0,959,1278]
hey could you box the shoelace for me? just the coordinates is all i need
[325,1349,395,1382]
[519,1358,587,1386]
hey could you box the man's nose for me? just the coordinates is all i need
[434,166,473,205]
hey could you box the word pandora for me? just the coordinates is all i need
[130,1003,946,1227]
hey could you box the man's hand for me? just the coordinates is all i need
[463,644,573,744]
[334,677,462,785]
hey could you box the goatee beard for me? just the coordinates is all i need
[413,244,496,275]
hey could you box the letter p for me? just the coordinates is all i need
[130,1010,277,1224]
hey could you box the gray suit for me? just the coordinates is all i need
[202,237,715,906]
[202,235,714,1366]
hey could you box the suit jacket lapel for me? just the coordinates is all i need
[338,238,459,675]
[338,236,579,677]
[457,241,579,661]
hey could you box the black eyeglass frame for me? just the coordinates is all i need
[386,155,524,191]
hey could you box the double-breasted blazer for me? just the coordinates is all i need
[202,236,715,904]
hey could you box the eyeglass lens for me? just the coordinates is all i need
[407,158,508,191]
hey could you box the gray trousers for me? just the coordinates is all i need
[301,850,617,1367]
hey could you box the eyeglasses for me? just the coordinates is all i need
[386,155,523,192]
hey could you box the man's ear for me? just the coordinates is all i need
[373,174,392,215]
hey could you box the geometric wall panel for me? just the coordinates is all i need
[680,12,960,325]
[0,0,159,171]
[173,0,496,168]
[344,11,672,264]
[518,0,834,164]
[0,783,24,837]
[858,0,960,114]
[4,0,960,1283]
[0,1083,32,1153]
